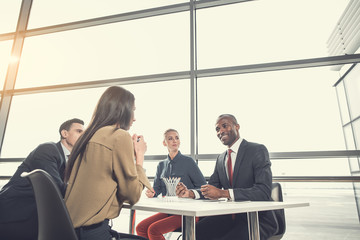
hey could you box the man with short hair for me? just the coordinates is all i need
[176,114,278,240]
[0,118,84,240]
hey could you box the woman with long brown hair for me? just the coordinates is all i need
[64,86,151,240]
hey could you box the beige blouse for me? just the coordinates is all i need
[64,125,151,228]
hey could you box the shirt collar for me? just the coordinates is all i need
[228,137,243,155]
[167,150,181,163]
[60,142,71,162]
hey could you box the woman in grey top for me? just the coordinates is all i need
[136,129,206,240]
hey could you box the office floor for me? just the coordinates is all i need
[113,185,360,240]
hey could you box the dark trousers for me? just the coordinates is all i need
[196,213,276,240]
[75,219,148,240]
[196,214,249,240]
[0,214,38,240]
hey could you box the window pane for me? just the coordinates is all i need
[1,89,101,158]
[2,80,190,157]
[348,157,360,172]
[344,124,356,150]
[336,81,351,125]
[0,179,11,189]
[271,158,350,176]
[353,119,360,151]
[198,67,345,153]
[0,0,21,33]
[126,80,191,155]
[0,40,13,87]
[0,162,19,178]
[143,161,159,178]
[344,64,360,120]
[16,13,189,88]
[198,160,216,177]
[28,0,187,29]
[197,0,348,69]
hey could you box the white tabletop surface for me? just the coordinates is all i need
[126,197,309,217]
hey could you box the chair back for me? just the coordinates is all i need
[269,182,286,240]
[21,169,78,240]
[271,182,283,202]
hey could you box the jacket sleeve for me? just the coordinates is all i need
[112,131,151,205]
[208,156,224,189]
[26,143,66,195]
[195,156,223,199]
[233,144,273,201]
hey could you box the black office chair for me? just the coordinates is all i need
[268,182,286,240]
[21,169,78,240]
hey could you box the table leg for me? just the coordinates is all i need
[129,209,136,234]
[247,211,260,240]
[182,215,196,240]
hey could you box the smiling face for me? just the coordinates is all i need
[163,130,180,153]
[215,116,240,147]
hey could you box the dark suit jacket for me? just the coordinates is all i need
[196,139,278,238]
[0,142,66,223]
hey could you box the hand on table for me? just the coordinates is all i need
[201,184,229,200]
[176,182,194,198]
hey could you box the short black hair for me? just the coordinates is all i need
[217,114,238,125]
[59,118,84,139]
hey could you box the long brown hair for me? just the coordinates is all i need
[64,86,135,182]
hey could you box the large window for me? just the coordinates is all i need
[1,1,360,237]
[0,41,13,87]
[16,13,189,88]
[2,88,102,158]
[27,0,187,29]
[198,67,345,154]
[2,80,190,157]
[0,0,21,34]
[196,0,348,69]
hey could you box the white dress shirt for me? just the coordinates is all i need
[192,137,243,200]
[60,142,70,162]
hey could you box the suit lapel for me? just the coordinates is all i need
[232,139,248,185]
[218,151,230,186]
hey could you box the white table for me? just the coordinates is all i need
[124,197,309,240]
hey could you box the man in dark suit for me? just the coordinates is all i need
[176,114,278,240]
[0,118,84,240]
